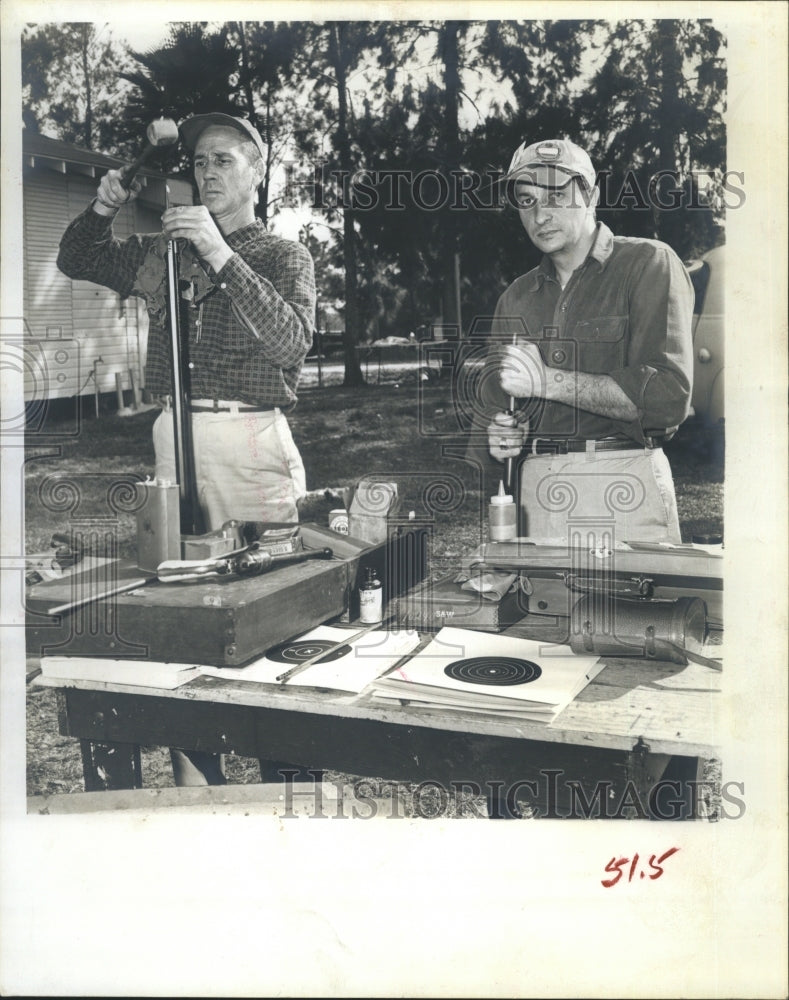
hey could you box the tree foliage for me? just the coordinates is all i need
[334,20,596,333]
[22,23,134,152]
[22,18,728,359]
[576,19,726,256]
[115,22,241,177]
[226,21,312,224]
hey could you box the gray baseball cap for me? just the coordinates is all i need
[506,138,596,189]
[179,113,266,159]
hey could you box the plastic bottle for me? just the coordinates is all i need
[488,480,517,541]
[359,566,383,623]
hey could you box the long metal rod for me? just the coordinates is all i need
[48,576,153,616]
[504,329,518,493]
[165,234,201,535]
[275,621,384,685]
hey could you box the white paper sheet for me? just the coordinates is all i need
[200,625,421,693]
[372,626,601,707]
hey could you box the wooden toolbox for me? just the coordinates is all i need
[298,522,429,622]
[26,523,428,667]
[400,572,528,632]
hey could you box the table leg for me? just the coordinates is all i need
[80,739,142,792]
[656,754,707,820]
[258,757,324,784]
[485,743,685,820]
[629,744,709,821]
[626,741,672,820]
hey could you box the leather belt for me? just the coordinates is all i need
[530,436,651,455]
[188,399,278,413]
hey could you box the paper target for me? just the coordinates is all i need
[265,640,352,664]
[443,656,542,686]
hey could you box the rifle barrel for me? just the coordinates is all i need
[165,239,201,535]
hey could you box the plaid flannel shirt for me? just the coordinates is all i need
[57,205,316,406]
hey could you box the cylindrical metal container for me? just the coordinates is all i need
[569,595,707,664]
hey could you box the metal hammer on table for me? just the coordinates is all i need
[157,545,334,583]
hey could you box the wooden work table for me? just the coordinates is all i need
[33,629,721,819]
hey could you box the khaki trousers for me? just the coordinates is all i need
[152,406,306,527]
[152,405,307,786]
[518,446,681,545]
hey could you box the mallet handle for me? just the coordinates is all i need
[120,146,156,190]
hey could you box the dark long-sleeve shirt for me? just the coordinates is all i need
[57,205,316,406]
[477,222,695,444]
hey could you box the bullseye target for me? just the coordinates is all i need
[443,656,542,686]
[266,640,352,664]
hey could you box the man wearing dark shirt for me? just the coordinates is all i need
[486,138,694,543]
[58,114,316,785]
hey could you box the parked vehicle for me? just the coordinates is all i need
[685,244,724,426]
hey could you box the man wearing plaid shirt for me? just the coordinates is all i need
[58,113,315,529]
[58,114,316,786]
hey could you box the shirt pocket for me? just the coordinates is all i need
[199,297,254,355]
[572,316,628,372]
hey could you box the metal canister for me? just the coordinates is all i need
[329,508,349,534]
[135,478,181,573]
[569,595,707,664]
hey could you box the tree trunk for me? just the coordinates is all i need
[261,89,272,227]
[81,26,93,149]
[237,22,258,128]
[439,21,462,337]
[236,21,270,224]
[655,19,682,242]
[328,23,365,386]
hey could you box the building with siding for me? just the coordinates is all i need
[21,131,193,404]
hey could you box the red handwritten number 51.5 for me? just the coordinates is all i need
[601,847,680,887]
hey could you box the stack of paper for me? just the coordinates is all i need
[38,627,421,694]
[370,626,603,722]
[200,625,421,694]
[39,656,200,690]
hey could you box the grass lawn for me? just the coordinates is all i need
[23,370,724,804]
[23,377,724,556]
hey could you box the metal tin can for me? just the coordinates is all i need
[329,508,349,534]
